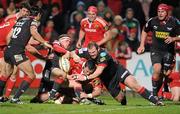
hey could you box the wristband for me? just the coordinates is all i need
[87,94,93,98]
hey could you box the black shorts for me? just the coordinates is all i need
[150,50,174,65]
[107,65,131,98]
[51,54,60,69]
[4,48,28,65]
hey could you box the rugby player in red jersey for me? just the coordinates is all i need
[76,6,111,48]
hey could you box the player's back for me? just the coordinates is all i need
[8,16,35,51]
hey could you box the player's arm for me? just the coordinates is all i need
[30,25,52,49]
[165,19,180,44]
[6,28,13,44]
[76,29,85,48]
[81,86,102,98]
[86,65,105,80]
[25,44,47,60]
[139,30,148,47]
[97,30,112,46]
[137,18,152,54]
[53,40,68,54]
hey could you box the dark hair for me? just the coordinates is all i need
[30,6,43,16]
[20,2,31,11]
[84,60,96,73]
[87,42,99,50]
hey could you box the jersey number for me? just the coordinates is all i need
[12,27,21,38]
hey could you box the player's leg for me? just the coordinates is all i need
[107,75,127,105]
[124,75,164,105]
[152,63,162,97]
[0,61,13,100]
[150,51,164,97]
[171,87,180,102]
[11,59,35,103]
[30,59,52,102]
[49,68,66,99]
[4,66,17,100]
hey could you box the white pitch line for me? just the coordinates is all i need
[33,106,155,114]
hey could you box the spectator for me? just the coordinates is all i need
[72,12,84,31]
[123,8,141,52]
[6,1,16,15]
[49,3,65,34]
[70,1,87,25]
[121,0,146,28]
[0,6,5,23]
[97,1,106,18]
[115,41,132,59]
[43,20,59,44]
[103,8,114,26]
[67,27,78,50]
[107,15,129,52]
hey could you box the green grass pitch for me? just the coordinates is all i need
[1,95,180,114]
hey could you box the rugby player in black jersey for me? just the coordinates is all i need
[0,6,52,104]
[69,42,164,106]
[137,3,180,98]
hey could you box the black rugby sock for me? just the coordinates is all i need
[49,82,61,99]
[152,77,159,96]
[138,87,158,104]
[0,80,6,96]
[14,80,30,99]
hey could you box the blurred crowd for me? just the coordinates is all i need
[0,0,180,60]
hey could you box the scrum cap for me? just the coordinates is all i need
[88,6,98,14]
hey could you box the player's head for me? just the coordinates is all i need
[58,34,71,49]
[114,15,123,26]
[19,2,31,17]
[157,3,169,21]
[82,60,96,76]
[30,6,43,20]
[87,6,97,22]
[87,42,100,59]
[163,52,174,75]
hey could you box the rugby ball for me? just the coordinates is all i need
[59,57,70,73]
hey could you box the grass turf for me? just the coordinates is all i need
[0,95,180,114]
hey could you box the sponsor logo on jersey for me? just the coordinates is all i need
[84,28,97,32]
[100,57,106,62]
[155,31,169,39]
[100,52,107,57]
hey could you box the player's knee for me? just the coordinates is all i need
[172,95,180,102]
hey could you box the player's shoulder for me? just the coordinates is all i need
[95,17,108,26]
[169,16,180,25]
[81,17,88,23]
[99,49,109,58]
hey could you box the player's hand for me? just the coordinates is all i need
[76,40,82,48]
[75,74,87,81]
[67,74,80,80]
[137,46,145,54]
[164,36,175,44]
